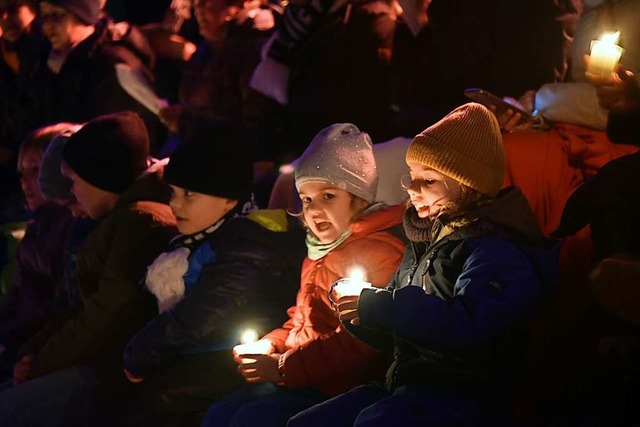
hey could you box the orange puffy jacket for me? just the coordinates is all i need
[265,204,406,396]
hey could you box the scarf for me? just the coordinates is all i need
[146,196,259,312]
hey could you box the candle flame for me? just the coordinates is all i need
[239,328,259,344]
[600,31,620,44]
[348,268,365,282]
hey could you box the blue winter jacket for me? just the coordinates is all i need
[351,187,559,399]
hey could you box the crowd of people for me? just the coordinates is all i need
[0,0,639,425]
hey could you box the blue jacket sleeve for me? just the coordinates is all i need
[358,237,545,348]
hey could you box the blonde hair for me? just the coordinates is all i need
[17,123,77,173]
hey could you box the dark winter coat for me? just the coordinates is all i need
[123,209,306,380]
[0,19,45,155]
[0,204,73,353]
[32,22,164,149]
[177,13,283,160]
[19,169,177,378]
[350,188,558,403]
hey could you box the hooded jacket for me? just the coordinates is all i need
[265,204,406,397]
[20,167,177,378]
[352,187,558,401]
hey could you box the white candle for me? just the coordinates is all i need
[234,329,273,355]
[332,267,372,300]
[586,31,624,80]
[234,339,273,356]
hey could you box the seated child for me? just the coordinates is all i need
[0,111,177,427]
[288,103,558,427]
[0,123,76,369]
[201,123,407,427]
[120,120,307,426]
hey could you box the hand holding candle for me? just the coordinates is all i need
[233,328,274,363]
[586,31,624,81]
[330,268,372,303]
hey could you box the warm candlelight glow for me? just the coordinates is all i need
[349,268,365,283]
[586,31,624,80]
[239,328,259,345]
[331,267,372,300]
[234,338,273,355]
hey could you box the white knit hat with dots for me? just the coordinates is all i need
[295,123,378,203]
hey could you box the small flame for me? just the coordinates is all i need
[239,328,259,344]
[600,31,620,44]
[348,268,365,282]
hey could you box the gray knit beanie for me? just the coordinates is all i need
[295,123,378,203]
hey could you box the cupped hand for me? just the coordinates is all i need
[335,295,360,325]
[237,353,282,384]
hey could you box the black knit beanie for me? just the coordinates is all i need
[62,111,150,194]
[41,0,101,25]
[164,120,255,201]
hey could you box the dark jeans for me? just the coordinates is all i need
[0,365,101,427]
[288,383,495,427]
[201,383,326,427]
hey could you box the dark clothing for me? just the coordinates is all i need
[19,170,177,379]
[287,0,397,152]
[0,20,46,204]
[388,0,562,137]
[0,20,45,154]
[32,23,164,152]
[120,210,306,425]
[348,188,558,419]
[178,15,284,160]
[555,151,640,259]
[123,213,306,379]
[607,110,640,145]
[0,204,73,356]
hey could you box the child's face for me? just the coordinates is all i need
[299,182,360,244]
[404,162,462,219]
[169,185,238,235]
[61,163,116,219]
[19,150,46,211]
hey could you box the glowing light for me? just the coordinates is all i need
[239,328,259,344]
[348,268,365,282]
[234,339,273,356]
[586,31,624,80]
[332,267,372,300]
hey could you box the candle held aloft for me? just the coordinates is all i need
[586,31,624,80]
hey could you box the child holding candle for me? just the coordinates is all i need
[288,103,559,427]
[201,123,406,427]
[119,119,307,426]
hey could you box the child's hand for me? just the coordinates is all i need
[335,296,360,325]
[13,354,33,385]
[585,60,640,114]
[237,353,282,384]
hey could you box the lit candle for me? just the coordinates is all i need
[586,31,624,80]
[234,329,273,355]
[331,267,372,300]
